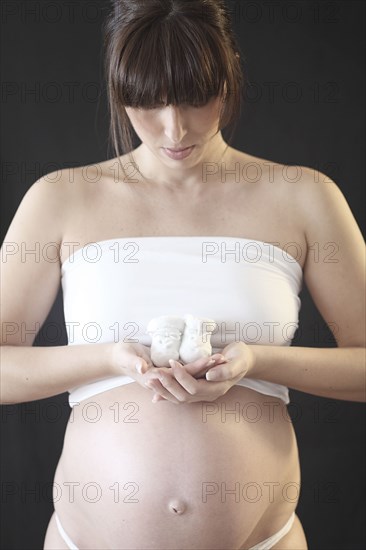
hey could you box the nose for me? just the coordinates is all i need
[161,105,188,145]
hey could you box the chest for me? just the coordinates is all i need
[62,179,306,268]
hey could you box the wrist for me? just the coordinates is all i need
[106,342,123,376]
[249,345,267,377]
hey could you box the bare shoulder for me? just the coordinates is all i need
[60,156,136,196]
[39,166,91,235]
[46,159,117,219]
[13,169,72,243]
[282,164,363,249]
[232,148,310,216]
[236,150,350,221]
[17,163,109,243]
[232,148,307,191]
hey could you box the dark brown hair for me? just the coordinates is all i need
[102,0,245,178]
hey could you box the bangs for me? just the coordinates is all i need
[103,0,244,161]
[113,16,228,108]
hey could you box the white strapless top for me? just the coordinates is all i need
[61,236,303,407]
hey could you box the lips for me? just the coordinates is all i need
[162,145,195,160]
[165,146,192,151]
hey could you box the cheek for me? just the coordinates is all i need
[125,109,155,135]
[132,113,158,137]
[191,98,222,128]
[190,109,220,133]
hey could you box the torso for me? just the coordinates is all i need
[54,147,306,549]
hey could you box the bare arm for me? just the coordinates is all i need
[225,170,366,402]
[1,343,116,405]
[250,345,365,402]
[0,174,116,405]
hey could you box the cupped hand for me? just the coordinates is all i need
[111,341,155,380]
[110,342,228,401]
[148,342,255,404]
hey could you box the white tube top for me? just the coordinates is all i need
[61,236,303,407]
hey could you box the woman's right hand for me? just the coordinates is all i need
[110,342,186,397]
[110,341,178,388]
[111,341,154,379]
[110,342,228,398]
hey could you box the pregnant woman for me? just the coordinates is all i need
[1,1,365,549]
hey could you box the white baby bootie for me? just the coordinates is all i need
[179,314,217,364]
[146,315,186,367]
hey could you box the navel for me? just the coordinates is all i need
[168,498,187,515]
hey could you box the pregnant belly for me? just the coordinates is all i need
[53,383,300,550]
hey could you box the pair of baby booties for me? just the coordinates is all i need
[146,314,217,367]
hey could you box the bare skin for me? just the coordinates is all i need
[6,102,364,550]
[42,142,309,549]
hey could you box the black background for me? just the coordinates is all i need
[1,1,365,549]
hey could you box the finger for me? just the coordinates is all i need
[181,355,226,376]
[211,353,228,363]
[148,379,177,402]
[135,357,152,375]
[152,393,165,403]
[180,363,212,378]
[131,345,153,370]
[171,363,200,394]
[205,359,245,381]
[172,364,231,399]
[142,355,154,368]
[157,371,191,402]
[146,377,181,404]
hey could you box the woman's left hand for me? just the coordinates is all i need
[149,341,255,404]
